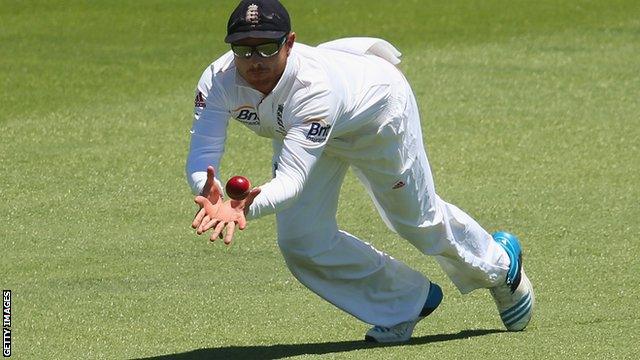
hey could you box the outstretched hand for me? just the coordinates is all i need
[191,166,223,230]
[191,166,261,245]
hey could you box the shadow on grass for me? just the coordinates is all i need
[138,329,504,360]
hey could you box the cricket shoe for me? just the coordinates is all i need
[490,231,534,331]
[364,282,443,343]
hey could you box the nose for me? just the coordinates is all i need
[249,59,266,69]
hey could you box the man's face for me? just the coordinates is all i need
[232,32,295,94]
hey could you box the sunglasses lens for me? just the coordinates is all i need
[256,43,280,57]
[231,36,286,58]
[231,45,253,58]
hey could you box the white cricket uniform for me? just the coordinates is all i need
[186,38,510,327]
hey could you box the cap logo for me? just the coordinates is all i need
[245,4,259,24]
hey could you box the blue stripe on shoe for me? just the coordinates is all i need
[501,293,532,325]
[500,292,531,319]
[505,302,532,328]
[503,299,531,327]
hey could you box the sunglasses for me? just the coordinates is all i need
[231,36,287,59]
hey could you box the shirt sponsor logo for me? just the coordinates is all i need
[232,105,260,126]
[305,119,331,143]
[194,91,206,108]
[276,104,286,136]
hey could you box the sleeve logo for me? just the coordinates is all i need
[194,91,206,108]
[305,119,331,143]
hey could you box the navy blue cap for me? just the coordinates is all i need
[225,0,291,43]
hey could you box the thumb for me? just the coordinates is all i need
[245,187,261,206]
[240,188,260,219]
[201,166,215,194]
[203,166,223,200]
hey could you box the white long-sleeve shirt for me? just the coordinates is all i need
[186,38,405,219]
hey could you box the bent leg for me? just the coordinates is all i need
[273,146,429,327]
[352,82,510,294]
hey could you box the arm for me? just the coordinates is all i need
[186,65,232,240]
[247,89,337,219]
[245,129,326,219]
[185,65,229,195]
[195,115,331,238]
[194,74,337,242]
[186,107,228,195]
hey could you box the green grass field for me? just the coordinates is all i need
[2,0,639,358]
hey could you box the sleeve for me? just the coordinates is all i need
[185,65,230,195]
[246,88,337,219]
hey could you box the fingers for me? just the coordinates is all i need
[193,196,211,231]
[237,214,247,230]
[196,215,211,234]
[210,221,226,242]
[223,222,236,245]
[199,217,218,234]
[201,220,239,244]
[194,193,247,244]
[192,207,206,229]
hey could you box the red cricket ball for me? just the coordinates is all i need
[225,176,251,200]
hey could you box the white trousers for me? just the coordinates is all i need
[272,82,510,327]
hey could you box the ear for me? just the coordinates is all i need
[285,32,296,55]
